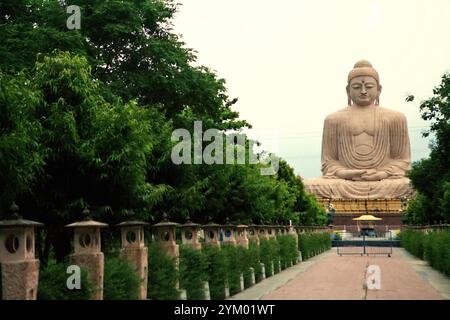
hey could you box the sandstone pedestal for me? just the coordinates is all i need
[1,259,39,300]
[158,243,179,261]
[117,219,149,300]
[119,247,148,299]
[70,252,104,300]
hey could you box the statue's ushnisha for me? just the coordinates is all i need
[305,60,414,199]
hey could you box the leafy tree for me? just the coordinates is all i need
[0,0,249,130]
[403,193,432,225]
[2,51,160,261]
[298,193,327,226]
[406,73,450,224]
[0,1,327,268]
[0,71,44,209]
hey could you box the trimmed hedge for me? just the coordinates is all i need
[179,245,208,299]
[259,239,278,276]
[28,232,316,301]
[221,243,243,295]
[401,229,426,259]
[248,240,263,282]
[178,235,300,300]
[38,260,92,300]
[147,242,180,300]
[201,245,227,299]
[103,255,141,300]
[277,234,298,269]
[298,232,331,260]
[236,245,254,288]
[402,229,450,276]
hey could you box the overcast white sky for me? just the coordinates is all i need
[172,0,450,178]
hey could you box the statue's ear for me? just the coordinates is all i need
[346,85,351,106]
[376,84,382,105]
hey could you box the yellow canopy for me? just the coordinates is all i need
[352,215,382,221]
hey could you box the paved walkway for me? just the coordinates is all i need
[229,248,450,300]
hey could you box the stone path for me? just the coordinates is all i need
[229,248,450,300]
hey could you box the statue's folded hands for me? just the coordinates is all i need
[359,170,388,181]
[335,169,367,180]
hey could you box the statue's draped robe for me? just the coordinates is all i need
[305,106,414,199]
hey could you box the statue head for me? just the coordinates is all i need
[346,60,382,107]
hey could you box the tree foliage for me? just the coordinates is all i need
[0,1,326,265]
[406,73,450,224]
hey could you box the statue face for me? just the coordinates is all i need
[347,76,380,106]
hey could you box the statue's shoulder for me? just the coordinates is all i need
[378,106,407,122]
[324,108,349,122]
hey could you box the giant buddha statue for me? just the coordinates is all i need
[304,60,414,199]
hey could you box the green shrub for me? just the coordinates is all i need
[201,245,227,300]
[38,260,92,300]
[423,234,434,265]
[259,239,272,276]
[221,244,242,295]
[298,232,331,260]
[259,239,280,276]
[270,239,281,273]
[401,229,425,259]
[277,234,298,269]
[235,245,254,288]
[179,245,208,300]
[437,231,450,275]
[103,255,141,300]
[424,230,450,276]
[147,242,179,300]
[402,229,450,277]
[248,240,262,282]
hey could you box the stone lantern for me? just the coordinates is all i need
[258,222,270,240]
[282,223,290,235]
[277,225,284,236]
[288,222,298,243]
[180,216,202,251]
[152,213,183,296]
[65,208,108,300]
[116,212,149,300]
[180,217,210,299]
[247,221,260,245]
[278,223,288,236]
[202,218,221,247]
[295,226,305,235]
[235,224,249,249]
[152,213,180,260]
[288,222,297,235]
[0,203,43,300]
[267,224,276,239]
[221,218,237,246]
